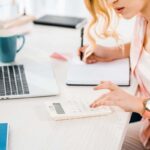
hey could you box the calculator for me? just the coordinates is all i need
[45,100,112,120]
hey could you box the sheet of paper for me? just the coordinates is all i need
[66,57,130,86]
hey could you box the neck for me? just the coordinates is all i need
[141,1,150,23]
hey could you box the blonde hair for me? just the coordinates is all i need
[84,0,120,47]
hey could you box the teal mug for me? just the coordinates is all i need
[0,35,25,63]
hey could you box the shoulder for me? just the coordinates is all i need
[135,14,147,25]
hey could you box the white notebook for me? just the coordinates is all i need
[66,57,130,86]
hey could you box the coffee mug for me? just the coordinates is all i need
[0,35,25,63]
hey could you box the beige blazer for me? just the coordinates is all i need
[130,14,150,149]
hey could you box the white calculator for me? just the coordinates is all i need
[45,100,112,120]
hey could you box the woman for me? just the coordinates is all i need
[79,0,150,149]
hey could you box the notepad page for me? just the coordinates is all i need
[66,57,130,86]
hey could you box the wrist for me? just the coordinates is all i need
[136,98,145,116]
[111,46,123,60]
[115,44,130,59]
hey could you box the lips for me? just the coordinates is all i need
[115,7,125,13]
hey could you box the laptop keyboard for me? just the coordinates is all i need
[0,65,29,96]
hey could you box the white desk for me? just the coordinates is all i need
[0,25,137,150]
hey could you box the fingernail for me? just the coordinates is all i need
[93,104,96,108]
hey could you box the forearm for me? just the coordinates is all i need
[108,43,130,59]
[95,43,131,60]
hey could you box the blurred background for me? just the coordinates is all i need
[0,0,88,20]
[0,0,135,42]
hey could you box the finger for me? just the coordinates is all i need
[90,94,109,108]
[77,46,88,56]
[90,99,111,108]
[101,100,115,106]
[86,56,113,63]
[96,56,113,62]
[83,48,94,61]
[85,54,99,64]
[90,59,97,63]
[90,97,116,108]
[94,81,119,91]
[86,59,97,64]
[78,46,88,53]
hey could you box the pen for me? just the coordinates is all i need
[80,27,84,60]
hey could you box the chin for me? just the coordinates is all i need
[121,14,135,20]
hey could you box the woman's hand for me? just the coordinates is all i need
[90,81,144,115]
[78,45,122,64]
[78,45,101,64]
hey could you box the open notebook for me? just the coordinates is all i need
[66,57,130,86]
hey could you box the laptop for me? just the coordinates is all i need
[0,59,59,100]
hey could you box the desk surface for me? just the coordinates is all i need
[0,25,137,150]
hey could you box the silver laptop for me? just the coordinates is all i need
[0,59,59,100]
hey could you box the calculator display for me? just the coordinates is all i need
[53,103,65,114]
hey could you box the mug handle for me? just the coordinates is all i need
[16,35,25,53]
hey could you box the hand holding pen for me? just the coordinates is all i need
[78,27,92,61]
[78,27,98,63]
